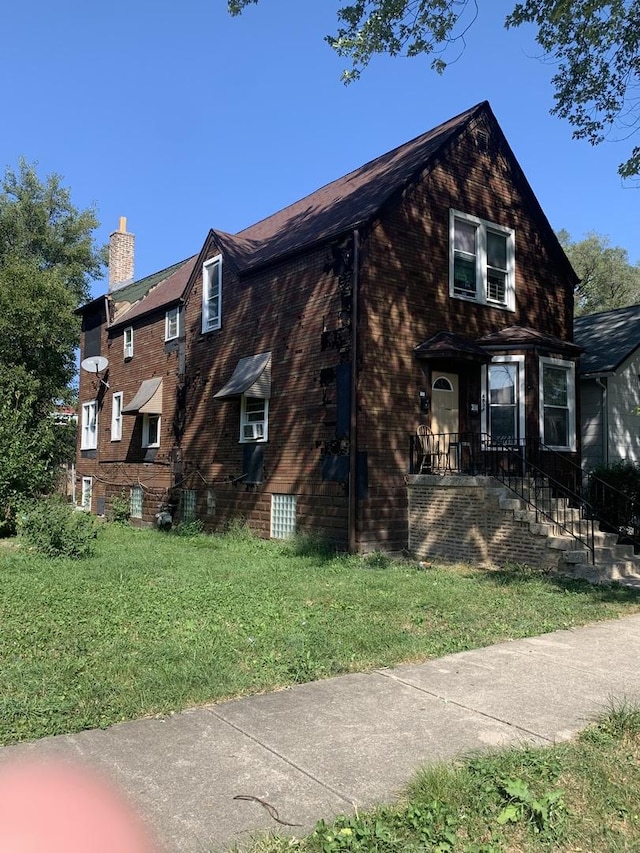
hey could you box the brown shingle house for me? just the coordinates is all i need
[76,101,582,554]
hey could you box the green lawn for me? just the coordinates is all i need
[2,524,640,745]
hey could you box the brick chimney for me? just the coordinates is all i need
[108,216,134,291]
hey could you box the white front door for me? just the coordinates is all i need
[431,372,459,436]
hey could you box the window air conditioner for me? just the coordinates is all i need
[243,423,264,440]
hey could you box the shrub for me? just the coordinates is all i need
[18,496,100,558]
[588,461,640,532]
[108,491,130,524]
[172,519,205,537]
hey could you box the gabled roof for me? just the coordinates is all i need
[574,304,640,375]
[211,102,489,272]
[109,255,198,328]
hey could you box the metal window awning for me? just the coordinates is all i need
[214,352,271,399]
[122,377,163,414]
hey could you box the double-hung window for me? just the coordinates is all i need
[165,306,179,341]
[202,255,222,332]
[124,327,134,359]
[240,396,268,442]
[142,414,160,448]
[450,210,515,310]
[111,392,123,441]
[481,356,525,444]
[539,357,576,450]
[81,400,98,450]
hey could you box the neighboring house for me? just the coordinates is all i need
[76,218,197,519]
[76,101,581,554]
[574,304,640,470]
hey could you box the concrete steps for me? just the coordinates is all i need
[492,478,640,590]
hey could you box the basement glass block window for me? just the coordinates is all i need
[270,494,297,539]
[130,486,143,519]
[181,489,197,523]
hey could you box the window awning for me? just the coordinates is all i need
[214,352,271,399]
[122,377,163,414]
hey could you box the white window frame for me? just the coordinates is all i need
[81,400,98,450]
[449,209,515,311]
[111,392,123,442]
[142,413,161,448]
[124,326,134,359]
[165,306,180,341]
[240,396,268,443]
[539,356,576,451]
[80,477,92,511]
[202,255,222,333]
[481,355,525,444]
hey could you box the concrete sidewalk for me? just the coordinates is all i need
[3,614,640,852]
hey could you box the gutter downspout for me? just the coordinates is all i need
[595,376,608,466]
[348,229,360,554]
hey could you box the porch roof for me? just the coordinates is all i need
[476,325,583,357]
[414,331,492,363]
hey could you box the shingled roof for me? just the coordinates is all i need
[574,305,640,375]
[109,255,198,328]
[211,101,489,272]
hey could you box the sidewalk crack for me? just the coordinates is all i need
[207,709,356,807]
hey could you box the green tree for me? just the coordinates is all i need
[0,161,103,531]
[228,0,640,178]
[558,229,640,315]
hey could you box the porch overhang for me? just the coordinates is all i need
[414,331,492,364]
[213,351,271,399]
[122,377,163,414]
[476,325,583,357]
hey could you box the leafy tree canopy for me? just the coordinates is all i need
[558,229,640,315]
[228,0,640,177]
[0,161,103,529]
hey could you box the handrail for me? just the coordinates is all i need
[523,436,640,553]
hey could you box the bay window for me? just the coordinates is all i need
[540,357,576,450]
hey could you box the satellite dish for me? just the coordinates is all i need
[81,355,109,374]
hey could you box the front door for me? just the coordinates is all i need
[431,372,459,436]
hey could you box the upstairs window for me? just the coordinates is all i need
[124,327,134,359]
[539,357,576,451]
[449,210,515,310]
[81,400,98,450]
[165,306,180,341]
[240,396,268,442]
[202,255,222,333]
[111,392,123,442]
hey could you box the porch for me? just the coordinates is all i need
[406,431,640,580]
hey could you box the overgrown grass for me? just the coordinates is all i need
[1,525,640,745]
[242,702,640,853]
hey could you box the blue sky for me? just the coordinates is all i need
[2,0,637,299]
